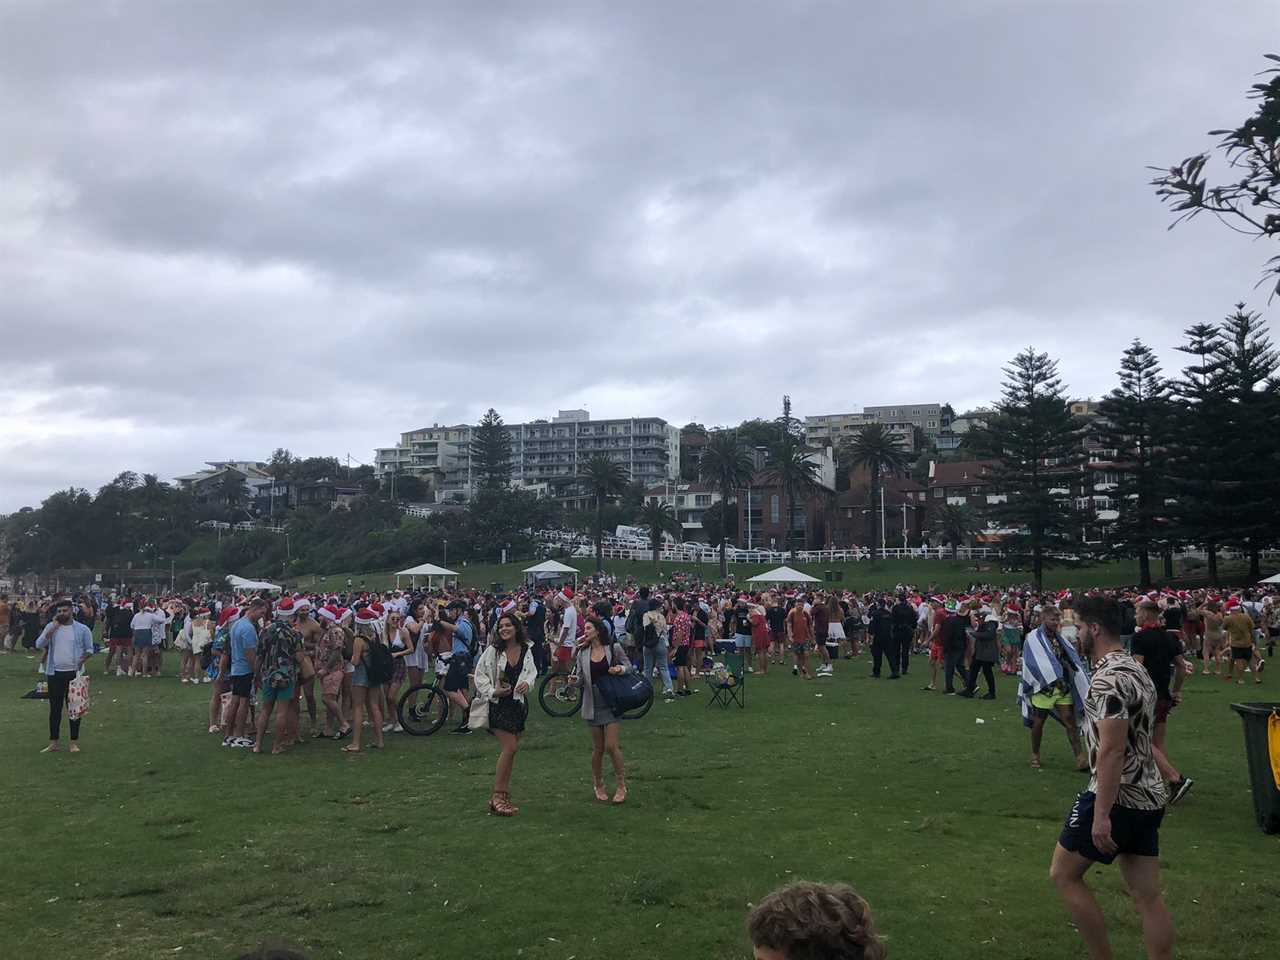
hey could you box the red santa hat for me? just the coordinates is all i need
[560,586,574,601]
[354,606,380,626]
[217,606,241,629]
[369,601,386,619]
[275,597,297,619]
[317,604,340,624]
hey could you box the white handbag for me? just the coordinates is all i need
[467,649,503,730]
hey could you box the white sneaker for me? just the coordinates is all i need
[116,668,127,677]
[202,676,211,684]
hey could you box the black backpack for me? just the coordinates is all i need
[642,618,660,649]
[365,638,394,686]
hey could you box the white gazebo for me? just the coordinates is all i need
[1259,573,1280,584]
[225,574,284,593]
[395,562,459,589]
[522,559,580,588]
[746,565,822,584]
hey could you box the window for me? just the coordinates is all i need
[770,494,780,524]
[695,494,711,506]
[932,488,943,498]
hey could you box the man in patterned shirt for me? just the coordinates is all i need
[1049,595,1173,960]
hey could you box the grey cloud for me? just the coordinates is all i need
[2,0,1278,510]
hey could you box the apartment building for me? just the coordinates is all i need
[375,410,680,502]
[803,412,916,453]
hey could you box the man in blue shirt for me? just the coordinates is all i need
[224,597,268,747]
[35,598,95,753]
[436,600,475,734]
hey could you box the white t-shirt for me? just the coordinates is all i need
[560,605,579,648]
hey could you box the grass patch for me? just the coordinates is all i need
[0,653,1275,958]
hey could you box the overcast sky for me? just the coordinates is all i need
[2,1,1277,511]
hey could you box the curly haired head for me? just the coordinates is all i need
[747,881,886,960]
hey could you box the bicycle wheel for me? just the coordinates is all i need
[617,684,655,721]
[397,683,449,736]
[538,672,582,717]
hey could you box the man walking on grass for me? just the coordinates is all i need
[223,597,267,747]
[1019,605,1089,771]
[1050,595,1173,960]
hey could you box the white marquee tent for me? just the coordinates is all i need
[522,559,580,587]
[745,565,822,584]
[1259,573,1280,584]
[225,574,284,593]
[395,562,459,588]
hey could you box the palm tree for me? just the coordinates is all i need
[638,499,681,570]
[764,436,821,557]
[699,429,755,578]
[930,503,978,558]
[842,424,911,558]
[577,455,629,571]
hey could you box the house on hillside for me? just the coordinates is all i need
[174,461,274,507]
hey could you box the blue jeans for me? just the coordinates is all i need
[643,642,674,694]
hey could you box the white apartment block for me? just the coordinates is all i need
[375,410,680,502]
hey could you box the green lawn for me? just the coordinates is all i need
[2,649,1275,959]
[292,557,1144,594]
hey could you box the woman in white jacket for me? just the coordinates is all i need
[474,612,537,817]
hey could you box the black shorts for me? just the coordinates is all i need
[672,646,689,667]
[230,674,252,698]
[443,655,472,692]
[1232,646,1254,661]
[1058,791,1163,865]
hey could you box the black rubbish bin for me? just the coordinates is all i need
[1229,702,1280,835]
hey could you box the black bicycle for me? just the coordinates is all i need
[536,662,655,720]
[396,671,451,736]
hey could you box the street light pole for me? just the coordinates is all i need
[443,539,449,568]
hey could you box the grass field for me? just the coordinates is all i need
[2,647,1276,960]
[293,557,1146,594]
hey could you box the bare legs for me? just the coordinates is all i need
[590,723,625,799]
[1050,846,1173,960]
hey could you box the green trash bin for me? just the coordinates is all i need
[1229,702,1280,835]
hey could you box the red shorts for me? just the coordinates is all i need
[109,636,133,649]
[753,634,770,652]
[554,645,573,665]
[929,643,944,663]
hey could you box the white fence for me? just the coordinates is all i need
[565,541,1002,564]
[199,521,286,534]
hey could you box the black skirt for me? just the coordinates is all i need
[490,695,529,734]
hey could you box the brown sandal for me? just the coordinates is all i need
[593,780,609,803]
[489,791,518,817]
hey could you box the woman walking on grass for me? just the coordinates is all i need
[342,609,385,753]
[475,612,537,816]
[573,616,633,804]
[384,611,411,733]
[315,611,351,739]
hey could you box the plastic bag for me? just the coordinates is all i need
[67,674,91,720]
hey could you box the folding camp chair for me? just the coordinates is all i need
[706,652,746,709]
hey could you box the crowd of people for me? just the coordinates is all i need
[5,575,1276,959]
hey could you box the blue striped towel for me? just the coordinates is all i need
[1018,626,1090,729]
